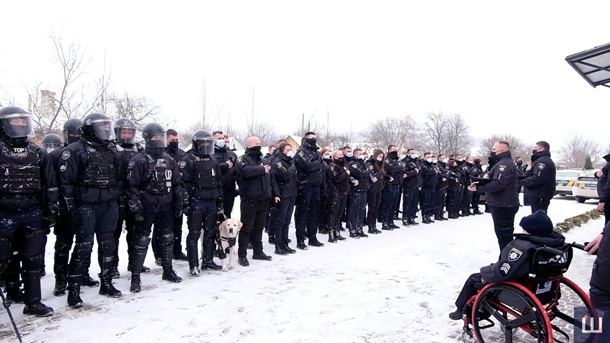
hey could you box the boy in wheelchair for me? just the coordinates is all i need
[449,209,566,320]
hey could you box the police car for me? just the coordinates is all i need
[572,169,599,203]
[555,169,581,196]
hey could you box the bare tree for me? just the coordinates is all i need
[558,133,601,168]
[477,134,530,161]
[106,92,161,131]
[25,33,111,137]
[418,112,473,155]
[243,119,280,146]
[362,114,419,152]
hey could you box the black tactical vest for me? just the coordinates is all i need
[80,145,117,188]
[0,143,41,196]
[144,155,172,195]
[193,156,217,189]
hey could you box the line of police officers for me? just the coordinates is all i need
[0,107,492,317]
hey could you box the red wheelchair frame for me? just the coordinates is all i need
[460,245,601,343]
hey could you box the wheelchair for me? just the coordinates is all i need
[460,243,601,343]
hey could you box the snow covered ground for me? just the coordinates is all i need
[0,195,604,343]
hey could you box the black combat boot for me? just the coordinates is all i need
[5,282,24,303]
[98,239,122,298]
[130,274,141,293]
[328,229,338,243]
[160,233,182,283]
[349,230,360,239]
[308,236,325,247]
[202,235,221,271]
[275,243,289,255]
[381,223,393,231]
[422,215,431,224]
[283,242,296,254]
[67,276,83,309]
[66,241,92,308]
[297,240,308,250]
[53,274,68,296]
[238,230,251,266]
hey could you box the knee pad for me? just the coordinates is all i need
[133,236,151,251]
[20,230,46,257]
[159,233,174,246]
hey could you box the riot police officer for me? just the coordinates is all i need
[60,112,123,308]
[180,130,223,276]
[112,118,148,278]
[39,134,63,276]
[51,119,100,297]
[127,123,183,292]
[0,106,56,316]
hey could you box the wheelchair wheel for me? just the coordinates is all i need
[548,277,598,342]
[472,282,552,342]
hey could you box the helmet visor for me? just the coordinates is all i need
[91,119,114,141]
[146,132,167,148]
[196,137,214,156]
[1,114,34,138]
[116,128,136,145]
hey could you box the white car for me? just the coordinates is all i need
[572,169,599,203]
[555,169,581,196]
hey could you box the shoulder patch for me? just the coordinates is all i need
[61,150,71,160]
[179,160,187,169]
[498,165,506,172]
[277,162,282,168]
[128,160,135,170]
[330,166,335,172]
[538,163,545,170]
[298,151,304,158]
[508,248,523,261]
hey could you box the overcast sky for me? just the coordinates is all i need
[2,0,610,153]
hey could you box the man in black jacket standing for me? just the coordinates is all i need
[294,132,325,249]
[213,131,238,218]
[235,136,279,266]
[468,141,520,252]
[381,145,403,230]
[164,128,188,260]
[347,149,370,238]
[401,149,421,226]
[519,141,556,213]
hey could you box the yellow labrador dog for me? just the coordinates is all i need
[218,218,242,271]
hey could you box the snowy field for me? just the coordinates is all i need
[0,195,603,343]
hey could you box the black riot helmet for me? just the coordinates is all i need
[63,118,83,145]
[142,123,166,148]
[0,106,34,146]
[41,133,63,152]
[114,118,137,146]
[79,113,114,143]
[192,130,214,156]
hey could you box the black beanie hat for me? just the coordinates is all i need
[519,210,554,236]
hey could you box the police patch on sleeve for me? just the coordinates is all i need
[179,160,187,169]
[498,165,506,172]
[128,160,135,170]
[298,151,304,158]
[61,150,71,160]
[508,248,523,261]
[538,163,545,170]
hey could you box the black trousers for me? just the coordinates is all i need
[402,187,419,219]
[294,185,321,241]
[238,199,269,257]
[455,272,483,310]
[366,190,382,228]
[490,206,519,252]
[526,195,550,213]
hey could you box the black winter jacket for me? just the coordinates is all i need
[477,151,519,208]
[519,150,556,200]
[481,232,566,283]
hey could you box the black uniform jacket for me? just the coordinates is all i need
[481,232,566,283]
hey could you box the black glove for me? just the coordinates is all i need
[69,210,83,229]
[134,212,145,222]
